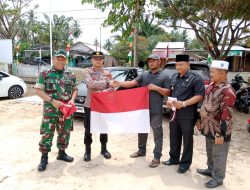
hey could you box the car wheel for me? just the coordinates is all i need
[8,85,23,99]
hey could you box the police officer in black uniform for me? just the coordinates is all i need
[162,54,205,173]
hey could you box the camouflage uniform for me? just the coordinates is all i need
[35,67,77,153]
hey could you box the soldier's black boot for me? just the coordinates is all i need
[100,144,111,159]
[56,149,74,162]
[38,153,48,172]
[84,146,91,162]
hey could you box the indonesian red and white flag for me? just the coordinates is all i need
[90,87,150,134]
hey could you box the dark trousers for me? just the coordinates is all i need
[138,114,163,160]
[84,107,108,147]
[169,119,195,168]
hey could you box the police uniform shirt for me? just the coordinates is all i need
[135,70,170,115]
[167,70,205,119]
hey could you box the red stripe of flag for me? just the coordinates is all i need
[91,87,149,113]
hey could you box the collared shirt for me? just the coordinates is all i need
[135,70,170,114]
[167,70,205,119]
[34,66,77,117]
[200,81,236,141]
[83,67,112,108]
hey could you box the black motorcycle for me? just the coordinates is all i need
[230,74,250,114]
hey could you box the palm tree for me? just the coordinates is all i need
[38,14,82,50]
[103,39,113,51]
[138,15,166,37]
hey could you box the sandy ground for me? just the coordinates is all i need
[0,85,250,190]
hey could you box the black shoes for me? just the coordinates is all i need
[38,150,73,172]
[205,179,223,188]
[177,165,189,173]
[84,146,91,162]
[38,153,48,172]
[84,152,91,162]
[162,159,179,166]
[83,146,111,161]
[197,168,212,177]
[101,149,112,159]
[57,150,74,162]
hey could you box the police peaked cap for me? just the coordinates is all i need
[91,51,105,58]
[176,54,189,62]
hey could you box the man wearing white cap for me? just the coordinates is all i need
[197,60,236,188]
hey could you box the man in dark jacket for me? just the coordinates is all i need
[162,54,205,173]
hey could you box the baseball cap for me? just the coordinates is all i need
[91,51,105,59]
[210,60,229,70]
[147,54,160,60]
[54,49,67,59]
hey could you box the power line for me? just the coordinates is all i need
[36,8,110,14]
[75,17,107,20]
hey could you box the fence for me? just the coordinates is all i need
[1,63,250,83]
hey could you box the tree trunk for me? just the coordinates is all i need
[133,27,138,67]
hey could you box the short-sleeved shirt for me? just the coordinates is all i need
[34,67,77,117]
[83,67,112,108]
[135,70,170,115]
[167,70,205,119]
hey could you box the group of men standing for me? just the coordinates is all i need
[34,49,236,188]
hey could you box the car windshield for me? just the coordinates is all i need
[164,64,210,81]
[110,70,129,82]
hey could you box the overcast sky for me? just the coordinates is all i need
[30,0,115,45]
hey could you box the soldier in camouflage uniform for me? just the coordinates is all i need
[34,49,78,171]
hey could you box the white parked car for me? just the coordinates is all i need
[0,70,27,99]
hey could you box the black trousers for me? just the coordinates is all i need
[83,107,108,147]
[169,119,195,168]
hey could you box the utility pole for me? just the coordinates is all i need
[49,0,53,65]
[100,26,102,51]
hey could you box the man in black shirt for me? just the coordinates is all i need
[113,54,170,168]
[162,54,205,173]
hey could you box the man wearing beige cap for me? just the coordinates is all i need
[197,60,236,188]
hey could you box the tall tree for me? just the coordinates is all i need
[0,0,35,40]
[169,30,190,47]
[81,0,148,66]
[187,38,203,50]
[103,39,113,51]
[18,10,39,46]
[138,15,166,37]
[110,36,150,64]
[37,14,82,50]
[158,0,250,60]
